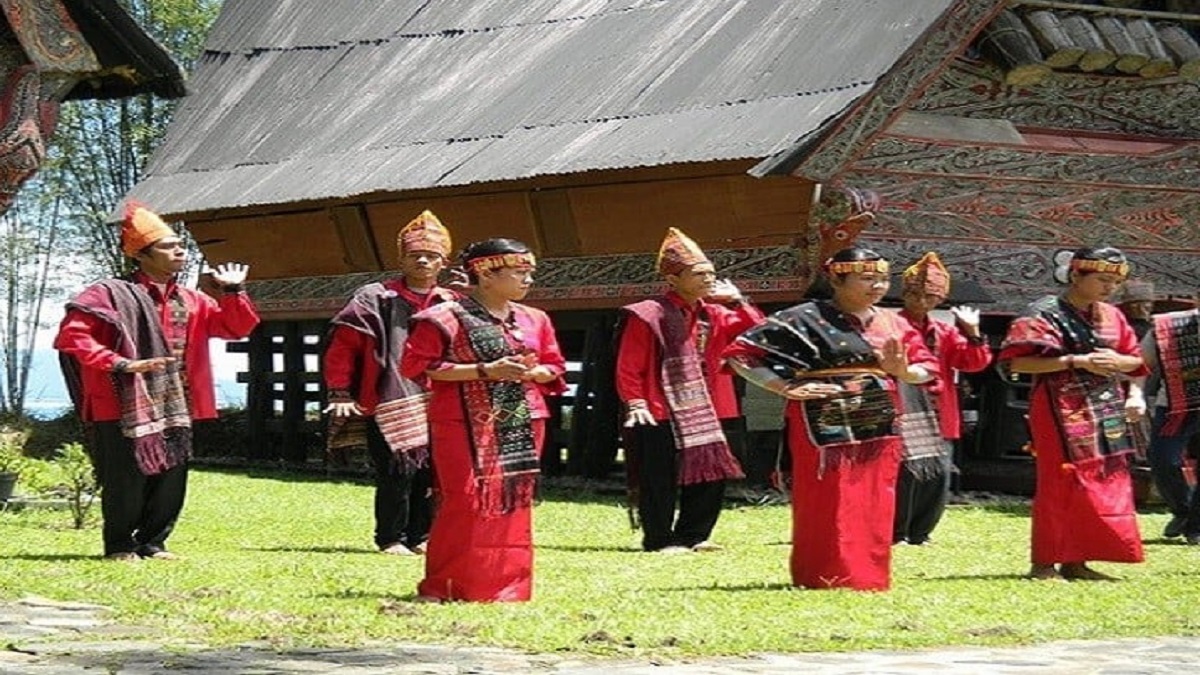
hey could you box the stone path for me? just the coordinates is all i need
[1,596,1194,674]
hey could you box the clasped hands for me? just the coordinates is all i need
[1072,348,1130,378]
[484,353,557,384]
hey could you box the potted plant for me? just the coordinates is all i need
[0,431,28,502]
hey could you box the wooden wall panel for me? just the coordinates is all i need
[365,193,537,264]
[529,188,581,256]
[189,210,343,279]
[567,175,810,255]
[185,168,813,281]
[330,204,382,272]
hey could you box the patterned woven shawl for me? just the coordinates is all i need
[895,381,946,479]
[325,283,435,471]
[61,279,191,476]
[1153,310,1200,438]
[735,301,904,474]
[425,299,540,516]
[622,298,743,485]
[1002,295,1134,462]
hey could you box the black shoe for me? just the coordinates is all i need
[1185,534,1200,546]
[1164,515,1187,538]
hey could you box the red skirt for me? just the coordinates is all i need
[418,419,544,602]
[1029,390,1143,565]
[789,416,902,591]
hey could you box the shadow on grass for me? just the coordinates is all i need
[2,552,98,562]
[919,572,1037,582]
[317,589,412,600]
[243,545,376,555]
[651,582,796,592]
[537,544,641,553]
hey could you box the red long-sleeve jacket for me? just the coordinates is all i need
[321,280,457,414]
[53,273,260,422]
[899,310,993,440]
[615,292,764,421]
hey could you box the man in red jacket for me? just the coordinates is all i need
[894,252,991,545]
[322,211,457,556]
[616,227,760,553]
[55,203,260,561]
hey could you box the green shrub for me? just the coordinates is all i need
[0,431,28,475]
[55,442,98,529]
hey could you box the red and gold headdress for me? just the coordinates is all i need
[902,251,951,297]
[120,201,176,258]
[397,210,452,258]
[657,227,709,276]
[466,252,536,274]
[1070,257,1130,278]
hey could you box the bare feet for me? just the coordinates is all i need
[652,546,691,555]
[1060,563,1118,581]
[1027,564,1062,581]
[381,542,415,556]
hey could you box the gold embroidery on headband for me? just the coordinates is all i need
[1070,259,1129,277]
[825,260,889,275]
[467,252,536,272]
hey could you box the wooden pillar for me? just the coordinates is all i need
[280,322,308,463]
[238,326,274,460]
[568,314,620,479]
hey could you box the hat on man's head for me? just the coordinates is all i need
[902,251,951,297]
[120,202,176,258]
[397,210,452,258]
[1116,280,1155,305]
[657,227,709,276]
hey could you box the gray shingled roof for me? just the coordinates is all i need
[128,0,955,217]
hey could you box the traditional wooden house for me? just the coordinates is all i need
[126,0,1200,478]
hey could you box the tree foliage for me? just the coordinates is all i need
[37,0,223,277]
[0,191,66,418]
[0,0,222,418]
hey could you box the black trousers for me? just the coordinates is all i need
[367,419,433,550]
[89,422,189,557]
[893,446,953,545]
[632,423,726,551]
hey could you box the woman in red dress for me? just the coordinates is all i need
[401,238,566,602]
[725,247,938,590]
[999,246,1147,581]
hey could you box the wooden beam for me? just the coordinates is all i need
[330,204,382,272]
[1012,0,1200,23]
[979,10,1053,85]
[528,189,581,257]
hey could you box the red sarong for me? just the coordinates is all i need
[418,420,545,602]
[1028,387,1144,565]
[787,405,903,591]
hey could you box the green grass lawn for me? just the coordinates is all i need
[2,467,1198,657]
